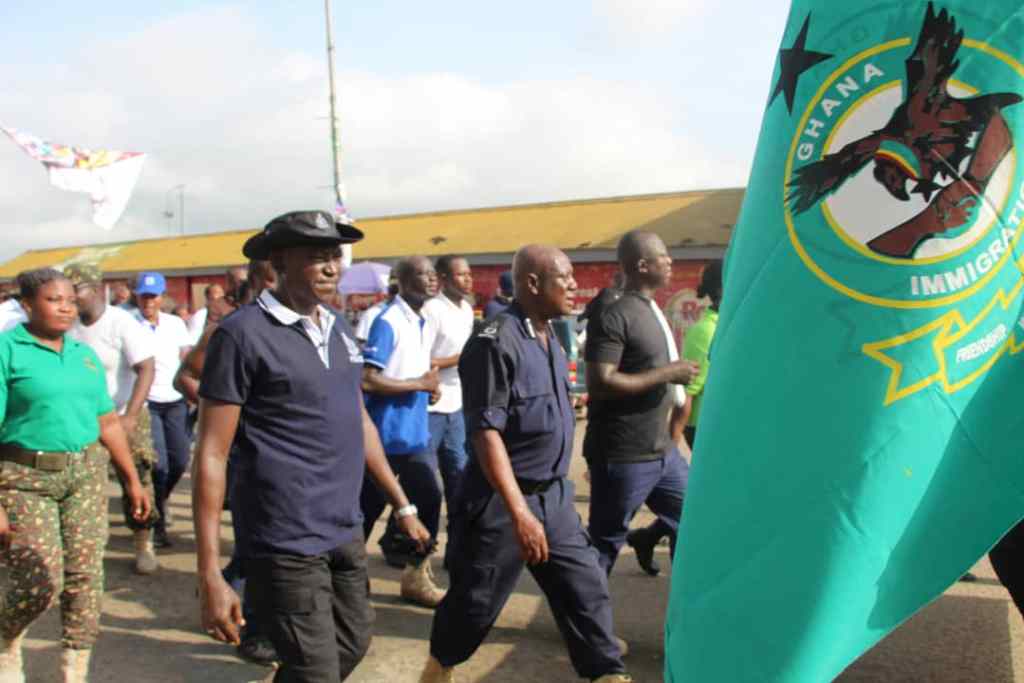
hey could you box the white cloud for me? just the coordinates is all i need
[0,4,749,263]
[593,0,711,38]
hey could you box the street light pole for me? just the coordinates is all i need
[324,0,352,266]
[162,184,186,236]
[176,184,185,235]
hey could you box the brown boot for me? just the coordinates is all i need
[0,632,25,683]
[592,675,633,682]
[133,529,158,575]
[401,558,445,608]
[418,656,455,683]
[60,648,91,683]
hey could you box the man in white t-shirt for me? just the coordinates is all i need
[187,282,225,344]
[133,271,193,548]
[65,264,161,574]
[421,255,475,520]
[0,296,27,332]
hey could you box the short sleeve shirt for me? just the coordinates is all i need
[362,296,432,455]
[0,324,114,451]
[70,306,153,413]
[460,304,576,493]
[199,302,366,558]
[583,292,673,461]
[422,293,475,414]
[134,311,191,403]
[355,302,385,342]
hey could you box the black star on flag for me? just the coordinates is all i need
[769,14,833,114]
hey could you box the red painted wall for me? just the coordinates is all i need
[471,260,714,346]
[144,258,715,344]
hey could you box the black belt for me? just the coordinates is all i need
[0,444,84,471]
[516,477,559,495]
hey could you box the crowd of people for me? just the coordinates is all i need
[0,209,725,683]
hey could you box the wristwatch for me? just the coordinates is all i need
[394,504,418,519]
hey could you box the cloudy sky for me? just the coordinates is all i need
[1,1,790,262]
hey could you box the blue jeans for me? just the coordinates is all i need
[148,399,191,528]
[428,410,468,514]
[587,447,689,574]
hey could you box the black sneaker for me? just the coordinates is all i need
[237,637,278,667]
[626,529,660,576]
[959,571,978,582]
[153,526,172,549]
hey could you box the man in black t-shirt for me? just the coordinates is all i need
[584,231,698,575]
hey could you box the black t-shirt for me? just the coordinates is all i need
[583,292,673,462]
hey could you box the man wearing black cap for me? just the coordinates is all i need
[194,210,432,682]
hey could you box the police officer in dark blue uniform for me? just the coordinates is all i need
[419,245,631,683]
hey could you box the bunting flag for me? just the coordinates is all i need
[665,2,1024,681]
[1,126,146,229]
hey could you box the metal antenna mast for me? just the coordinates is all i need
[324,0,352,266]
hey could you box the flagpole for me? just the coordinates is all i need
[324,0,352,267]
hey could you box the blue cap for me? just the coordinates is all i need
[135,272,166,296]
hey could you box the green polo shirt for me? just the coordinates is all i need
[0,324,114,452]
[683,308,718,427]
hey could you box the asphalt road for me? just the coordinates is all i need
[11,423,1023,682]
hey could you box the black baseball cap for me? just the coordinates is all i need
[243,210,364,259]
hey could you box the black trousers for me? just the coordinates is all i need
[246,539,375,683]
[430,478,625,680]
[991,519,1024,619]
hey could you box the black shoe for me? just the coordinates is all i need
[236,636,278,667]
[959,571,978,582]
[626,529,660,576]
[153,526,172,549]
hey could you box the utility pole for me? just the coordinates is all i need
[163,184,186,236]
[176,184,185,235]
[324,0,352,266]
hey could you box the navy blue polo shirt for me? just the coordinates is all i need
[199,301,366,558]
[459,303,575,496]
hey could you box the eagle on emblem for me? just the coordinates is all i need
[787,2,1021,258]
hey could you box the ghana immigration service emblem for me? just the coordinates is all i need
[772,2,1024,404]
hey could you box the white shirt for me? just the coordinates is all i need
[0,300,27,333]
[422,293,474,414]
[355,301,386,342]
[363,295,433,381]
[648,299,686,408]
[134,310,192,403]
[187,307,209,344]
[70,306,154,413]
[258,289,337,368]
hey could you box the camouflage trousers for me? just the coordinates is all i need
[103,406,160,531]
[0,447,109,649]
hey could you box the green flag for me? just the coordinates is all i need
[666,2,1024,680]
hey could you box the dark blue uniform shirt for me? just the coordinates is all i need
[199,303,366,558]
[459,303,575,496]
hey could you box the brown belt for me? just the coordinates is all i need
[0,444,83,471]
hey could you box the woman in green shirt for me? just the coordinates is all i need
[680,260,722,449]
[0,268,150,683]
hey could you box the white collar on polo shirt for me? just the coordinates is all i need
[392,294,424,325]
[258,289,336,368]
